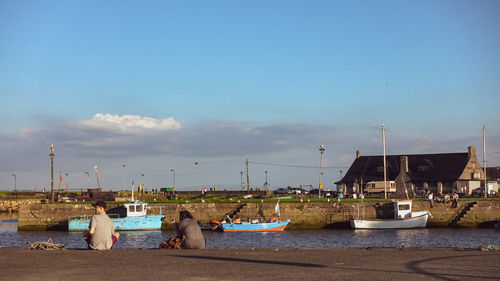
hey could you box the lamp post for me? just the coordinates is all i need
[11,174,16,191]
[65,172,69,190]
[141,173,145,189]
[170,169,176,189]
[339,170,343,193]
[264,170,268,191]
[122,164,126,193]
[319,145,325,198]
[194,162,199,191]
[240,171,244,190]
[50,145,55,203]
[84,171,90,190]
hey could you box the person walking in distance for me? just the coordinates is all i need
[451,192,459,208]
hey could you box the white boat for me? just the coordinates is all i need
[350,200,429,229]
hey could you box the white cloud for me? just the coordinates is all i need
[78,113,181,134]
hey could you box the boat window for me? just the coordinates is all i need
[136,205,143,212]
[128,205,135,212]
[398,204,410,210]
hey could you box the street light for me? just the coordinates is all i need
[339,170,343,193]
[11,174,16,191]
[84,171,90,190]
[194,162,199,191]
[319,145,325,198]
[240,171,244,190]
[65,172,69,189]
[122,165,126,192]
[170,169,176,189]
[264,171,268,191]
[141,173,145,191]
[50,144,55,203]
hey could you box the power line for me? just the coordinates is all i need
[248,161,348,169]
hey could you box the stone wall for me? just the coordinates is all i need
[16,200,500,231]
[0,199,43,213]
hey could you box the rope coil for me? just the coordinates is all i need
[27,238,66,250]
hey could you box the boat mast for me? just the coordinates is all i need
[131,180,135,202]
[382,124,387,199]
[483,125,487,199]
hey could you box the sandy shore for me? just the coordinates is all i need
[0,247,498,281]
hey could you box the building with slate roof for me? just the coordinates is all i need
[337,146,487,196]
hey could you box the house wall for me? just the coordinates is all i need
[458,147,485,182]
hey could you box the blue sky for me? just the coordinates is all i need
[1,0,499,191]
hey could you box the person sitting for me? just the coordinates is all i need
[83,200,119,250]
[171,210,205,249]
[233,216,242,224]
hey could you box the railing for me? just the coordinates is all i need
[69,214,120,220]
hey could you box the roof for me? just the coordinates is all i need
[486,167,500,180]
[338,152,469,183]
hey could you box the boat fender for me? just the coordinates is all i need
[209,220,221,226]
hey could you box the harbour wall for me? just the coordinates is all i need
[15,200,500,231]
[0,199,43,213]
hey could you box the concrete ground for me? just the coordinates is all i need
[0,247,498,281]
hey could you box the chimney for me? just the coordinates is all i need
[400,156,408,173]
[356,150,361,159]
[468,146,476,158]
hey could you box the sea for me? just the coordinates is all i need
[1,213,499,249]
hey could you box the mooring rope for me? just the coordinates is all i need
[27,238,66,250]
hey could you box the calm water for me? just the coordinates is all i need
[1,218,499,249]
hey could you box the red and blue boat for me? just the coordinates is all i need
[221,220,290,232]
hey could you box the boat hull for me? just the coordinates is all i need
[68,215,164,231]
[222,220,290,232]
[350,213,429,229]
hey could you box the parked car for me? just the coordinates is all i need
[309,189,331,197]
[471,187,497,196]
[289,188,303,195]
[274,188,288,194]
[415,187,427,195]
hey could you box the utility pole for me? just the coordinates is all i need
[246,158,250,193]
[50,145,55,203]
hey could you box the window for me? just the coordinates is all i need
[136,205,143,212]
[399,204,410,211]
[128,205,135,212]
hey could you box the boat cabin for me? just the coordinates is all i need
[394,200,412,219]
[123,201,148,217]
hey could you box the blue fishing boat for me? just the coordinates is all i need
[221,220,290,232]
[68,200,164,231]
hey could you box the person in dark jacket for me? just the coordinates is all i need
[172,210,205,249]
